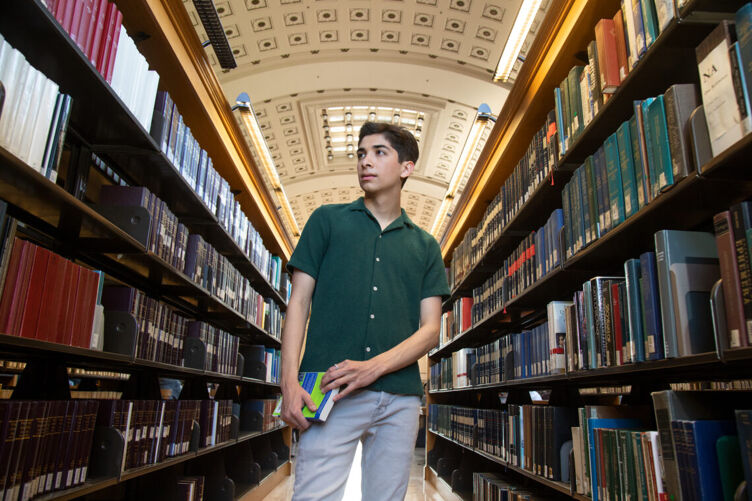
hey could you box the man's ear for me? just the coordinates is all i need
[400,160,415,181]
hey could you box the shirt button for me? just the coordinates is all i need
[378,235,382,239]
[376,257,380,262]
[370,314,375,319]
[373,286,378,291]
[365,347,371,352]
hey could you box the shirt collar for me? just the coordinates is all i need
[348,197,415,229]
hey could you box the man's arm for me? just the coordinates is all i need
[319,295,442,400]
[280,270,318,430]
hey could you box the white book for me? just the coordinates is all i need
[109,26,129,100]
[547,300,573,374]
[40,94,64,178]
[571,426,584,494]
[646,431,666,500]
[697,23,745,157]
[653,0,676,33]
[0,35,13,92]
[0,49,26,148]
[137,70,160,130]
[579,67,592,127]
[26,77,59,171]
[4,60,35,155]
[13,69,46,162]
[621,0,638,69]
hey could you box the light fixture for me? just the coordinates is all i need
[193,0,237,69]
[430,104,495,237]
[368,111,376,121]
[494,0,543,81]
[235,92,300,237]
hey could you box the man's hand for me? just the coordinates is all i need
[280,382,317,431]
[320,359,384,401]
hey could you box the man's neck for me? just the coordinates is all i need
[363,190,402,230]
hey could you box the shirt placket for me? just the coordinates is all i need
[364,229,383,359]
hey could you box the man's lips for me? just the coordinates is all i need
[360,174,376,180]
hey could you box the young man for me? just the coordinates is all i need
[280,121,450,501]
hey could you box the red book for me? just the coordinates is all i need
[0,239,27,334]
[60,266,81,346]
[76,0,94,52]
[610,282,624,366]
[18,246,51,340]
[72,268,98,348]
[7,242,35,337]
[104,9,123,84]
[69,0,85,43]
[53,0,67,20]
[83,0,102,61]
[96,1,116,75]
[46,0,59,16]
[612,10,629,83]
[460,297,473,332]
[60,0,76,33]
[88,0,108,66]
[35,253,68,343]
[594,18,620,94]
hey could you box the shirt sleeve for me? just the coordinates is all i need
[421,237,451,300]
[286,206,329,279]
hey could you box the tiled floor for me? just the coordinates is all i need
[264,445,446,500]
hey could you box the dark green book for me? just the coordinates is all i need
[616,121,639,219]
[604,132,626,228]
[645,95,674,196]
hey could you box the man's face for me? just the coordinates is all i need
[356,133,413,193]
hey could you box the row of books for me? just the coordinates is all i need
[429,404,574,482]
[0,237,104,350]
[0,34,71,181]
[243,345,281,384]
[177,476,205,501]
[0,400,99,501]
[555,0,678,154]
[439,298,472,346]
[45,0,159,131]
[98,185,284,338]
[448,116,559,290]
[148,92,285,290]
[473,472,546,501]
[101,285,241,374]
[240,399,284,432]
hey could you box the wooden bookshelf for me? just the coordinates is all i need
[426,0,752,498]
[0,0,293,497]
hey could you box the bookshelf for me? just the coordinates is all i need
[0,0,292,499]
[427,0,752,499]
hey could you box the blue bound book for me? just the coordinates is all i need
[605,132,626,227]
[584,156,601,240]
[735,409,752,501]
[645,95,674,195]
[551,208,564,268]
[688,420,736,500]
[639,251,664,360]
[631,0,647,59]
[640,0,659,48]
[624,259,646,362]
[736,3,752,113]
[616,121,639,219]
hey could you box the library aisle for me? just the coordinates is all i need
[264,446,445,501]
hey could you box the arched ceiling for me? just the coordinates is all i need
[182,0,551,240]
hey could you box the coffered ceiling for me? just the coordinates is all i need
[182,0,551,240]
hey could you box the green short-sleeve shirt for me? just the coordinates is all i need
[287,197,450,396]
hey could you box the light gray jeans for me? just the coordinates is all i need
[292,390,421,501]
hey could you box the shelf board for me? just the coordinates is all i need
[429,431,585,500]
[0,333,281,386]
[236,460,292,501]
[429,350,752,393]
[424,466,470,501]
[33,477,120,501]
[0,0,286,310]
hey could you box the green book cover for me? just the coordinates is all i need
[616,121,639,219]
[584,156,600,241]
[561,80,572,150]
[604,132,626,227]
[579,166,592,247]
[273,372,339,422]
[568,66,586,140]
[645,95,674,195]
[628,114,647,209]
[716,435,743,501]
[641,0,659,47]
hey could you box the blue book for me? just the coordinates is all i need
[730,41,752,132]
[578,166,592,248]
[572,168,584,253]
[616,121,639,219]
[631,0,647,59]
[737,3,752,113]
[624,259,646,362]
[628,115,647,210]
[645,95,674,195]
[735,410,752,501]
[551,208,564,267]
[272,372,339,422]
[605,133,626,227]
[641,0,659,48]
[587,418,643,501]
[639,251,664,360]
[584,156,600,240]
[640,98,659,198]
[687,420,736,500]
[593,146,611,235]
[554,87,568,154]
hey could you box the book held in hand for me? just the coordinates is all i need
[273,372,339,422]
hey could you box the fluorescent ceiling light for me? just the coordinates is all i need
[494,0,543,82]
[236,93,301,237]
[430,104,495,237]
